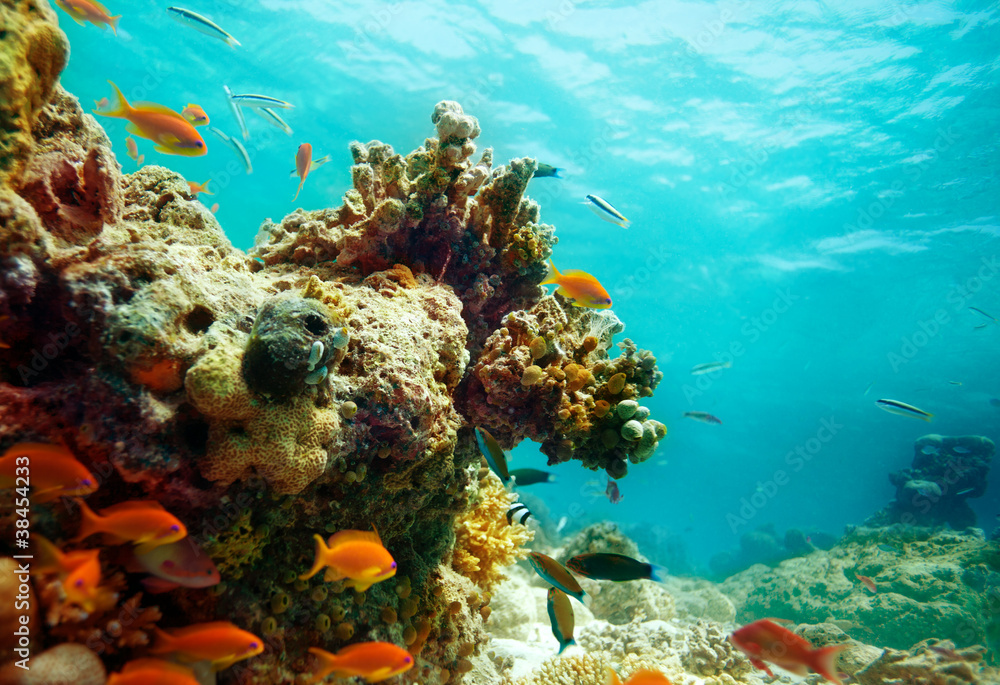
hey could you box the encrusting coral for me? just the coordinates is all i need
[0,6,672,682]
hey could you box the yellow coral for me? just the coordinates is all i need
[512,652,614,685]
[452,475,533,590]
[185,324,340,494]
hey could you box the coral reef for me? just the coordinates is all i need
[0,643,105,685]
[866,434,994,529]
[719,526,1000,661]
[855,639,995,685]
[461,302,666,477]
[682,620,752,678]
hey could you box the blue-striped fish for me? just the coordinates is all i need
[255,107,293,135]
[691,360,731,375]
[585,194,629,228]
[207,127,252,174]
[229,93,295,110]
[875,399,933,422]
[546,587,575,654]
[167,7,240,47]
[222,85,249,141]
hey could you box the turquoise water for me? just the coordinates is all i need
[62,1,998,570]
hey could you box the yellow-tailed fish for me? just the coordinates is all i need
[585,193,629,228]
[55,0,121,34]
[73,498,187,554]
[94,82,206,156]
[166,7,240,47]
[150,621,263,671]
[547,587,575,654]
[475,427,510,484]
[125,135,139,163]
[875,398,933,422]
[541,260,612,309]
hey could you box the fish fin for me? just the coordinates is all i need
[95,81,130,118]
[811,645,847,685]
[556,638,576,654]
[327,529,382,548]
[131,101,187,121]
[30,487,66,503]
[32,535,65,574]
[108,15,121,35]
[648,564,669,583]
[142,577,182,594]
[347,578,374,593]
[225,35,241,48]
[554,285,573,300]
[72,498,103,542]
[293,178,305,202]
[604,666,623,685]
[552,168,563,178]
[148,626,175,655]
[134,540,169,556]
[299,534,331,580]
[540,259,560,285]
[921,412,934,422]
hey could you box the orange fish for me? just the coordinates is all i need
[293,142,312,201]
[73,499,187,554]
[95,81,207,156]
[55,0,121,34]
[0,442,98,502]
[210,203,220,214]
[606,667,674,685]
[729,619,846,685]
[857,574,877,594]
[306,642,414,684]
[150,621,263,671]
[188,180,213,196]
[299,528,396,592]
[541,260,612,309]
[34,536,108,613]
[107,658,200,685]
[132,537,221,593]
[181,103,210,126]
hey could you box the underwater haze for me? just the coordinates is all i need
[62,0,999,571]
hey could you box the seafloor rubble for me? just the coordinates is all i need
[0,3,669,683]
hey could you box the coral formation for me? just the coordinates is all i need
[866,434,994,529]
[453,471,534,590]
[0,643,105,685]
[855,639,995,685]
[682,620,751,678]
[709,522,838,579]
[719,526,1000,659]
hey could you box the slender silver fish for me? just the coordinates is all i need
[167,7,240,48]
[585,194,629,228]
[255,107,293,135]
[691,360,731,375]
[229,93,295,110]
[207,127,252,174]
[223,85,249,141]
[875,399,933,422]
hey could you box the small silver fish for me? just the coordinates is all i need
[921,445,940,456]
[952,446,970,454]
[691,360,732,375]
[229,93,295,110]
[208,126,252,174]
[955,487,974,496]
[876,398,933,422]
[585,194,629,228]
[167,7,240,48]
[255,107,293,135]
[222,85,249,141]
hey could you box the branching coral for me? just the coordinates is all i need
[510,652,614,685]
[856,639,993,685]
[462,296,665,477]
[452,472,534,590]
[682,620,752,678]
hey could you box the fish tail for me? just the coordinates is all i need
[552,168,563,178]
[97,81,131,118]
[557,638,576,654]
[226,35,241,48]
[108,15,121,35]
[299,534,330,580]
[72,497,102,542]
[648,564,668,583]
[541,259,560,285]
[293,178,305,202]
[810,644,847,685]
[920,412,935,422]
[604,666,623,685]
[148,626,175,655]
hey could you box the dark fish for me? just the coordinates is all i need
[506,502,532,525]
[510,468,556,486]
[565,553,667,583]
[684,411,722,424]
[875,398,933,422]
[475,427,510,484]
[546,587,575,654]
[533,163,563,179]
[527,552,585,602]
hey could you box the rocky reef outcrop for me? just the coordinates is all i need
[0,5,670,684]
